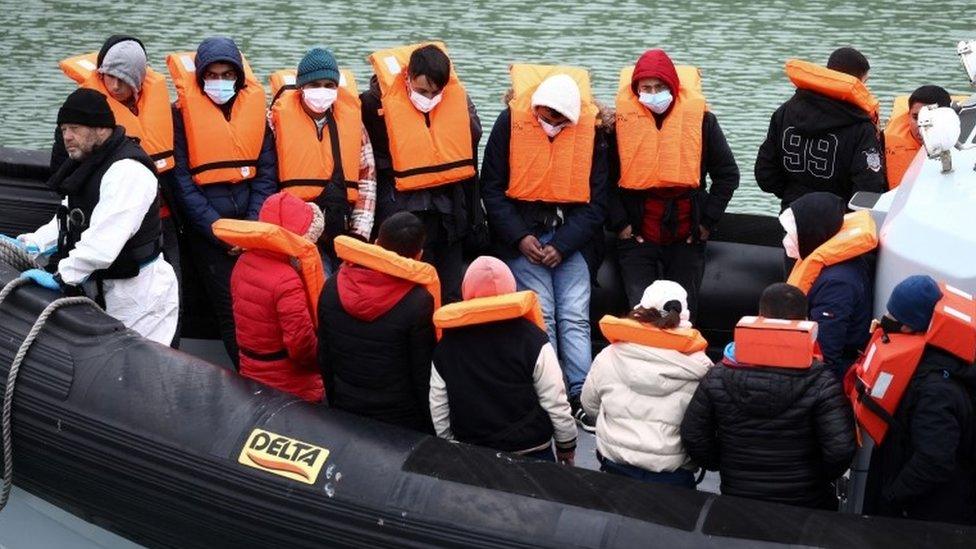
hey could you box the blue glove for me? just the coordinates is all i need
[20,269,61,291]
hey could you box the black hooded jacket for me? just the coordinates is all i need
[680,359,856,509]
[791,193,873,376]
[755,89,885,210]
[864,347,976,525]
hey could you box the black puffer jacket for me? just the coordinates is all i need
[864,347,976,525]
[680,360,856,509]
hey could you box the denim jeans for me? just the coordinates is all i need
[600,457,696,489]
[506,234,591,398]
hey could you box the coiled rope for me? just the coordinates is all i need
[0,239,99,512]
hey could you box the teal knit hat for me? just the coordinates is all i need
[297,48,339,87]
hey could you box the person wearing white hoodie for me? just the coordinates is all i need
[581,280,711,488]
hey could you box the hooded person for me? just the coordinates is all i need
[16,88,178,345]
[55,36,184,346]
[581,280,712,487]
[755,47,885,209]
[780,192,873,377]
[168,36,277,367]
[317,212,437,433]
[229,192,325,403]
[680,282,856,509]
[608,49,740,313]
[428,256,578,463]
[862,275,976,525]
[361,42,484,304]
[481,69,609,432]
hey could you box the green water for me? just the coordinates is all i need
[1,0,974,214]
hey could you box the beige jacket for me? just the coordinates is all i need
[581,342,712,472]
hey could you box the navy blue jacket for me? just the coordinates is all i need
[481,108,608,259]
[171,37,277,246]
[808,257,873,377]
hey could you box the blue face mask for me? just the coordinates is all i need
[204,79,236,105]
[639,89,673,114]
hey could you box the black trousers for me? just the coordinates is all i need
[616,238,706,318]
[187,236,239,369]
[161,216,182,348]
[416,211,464,305]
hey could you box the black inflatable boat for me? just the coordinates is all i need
[1,146,974,547]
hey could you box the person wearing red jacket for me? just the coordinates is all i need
[230,192,325,402]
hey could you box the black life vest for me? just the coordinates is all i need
[48,127,162,281]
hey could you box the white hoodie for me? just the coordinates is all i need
[581,342,712,473]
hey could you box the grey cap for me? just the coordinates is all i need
[97,40,147,97]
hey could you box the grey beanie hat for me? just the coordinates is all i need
[97,40,147,97]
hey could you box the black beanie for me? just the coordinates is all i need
[57,89,116,128]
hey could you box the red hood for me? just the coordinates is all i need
[259,192,312,235]
[632,49,680,98]
[337,264,416,321]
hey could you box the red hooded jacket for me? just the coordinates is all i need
[231,193,324,402]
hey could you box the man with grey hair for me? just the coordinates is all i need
[14,89,178,345]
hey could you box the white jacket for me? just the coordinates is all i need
[581,342,712,472]
[19,159,178,345]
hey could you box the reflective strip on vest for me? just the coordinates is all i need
[61,52,176,173]
[506,64,598,204]
[785,59,879,118]
[598,315,708,354]
[333,235,441,328]
[615,65,706,190]
[271,80,362,203]
[166,51,266,185]
[212,218,324,324]
[367,42,475,191]
[433,291,545,330]
[733,316,819,368]
[787,210,878,294]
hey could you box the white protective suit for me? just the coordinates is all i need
[19,159,178,345]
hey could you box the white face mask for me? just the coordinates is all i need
[538,118,566,138]
[639,89,674,114]
[407,80,443,113]
[779,208,801,259]
[302,87,338,114]
[203,79,236,105]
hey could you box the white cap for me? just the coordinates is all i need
[530,74,581,125]
[637,280,691,328]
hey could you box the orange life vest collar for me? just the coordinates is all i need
[270,68,362,204]
[851,282,976,444]
[60,52,176,173]
[785,59,879,118]
[734,316,819,369]
[615,65,706,191]
[506,64,598,204]
[166,51,267,186]
[367,42,475,191]
[788,210,878,294]
[433,291,546,331]
[598,315,708,354]
[333,235,441,312]
[212,219,325,325]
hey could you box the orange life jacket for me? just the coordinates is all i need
[733,316,819,368]
[367,42,475,191]
[333,234,441,313]
[166,51,267,186]
[433,291,546,331]
[212,218,325,324]
[269,68,362,203]
[60,52,176,174]
[850,283,976,444]
[785,59,879,119]
[598,315,708,354]
[615,65,707,190]
[787,210,878,294]
[506,64,599,204]
[883,96,921,190]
